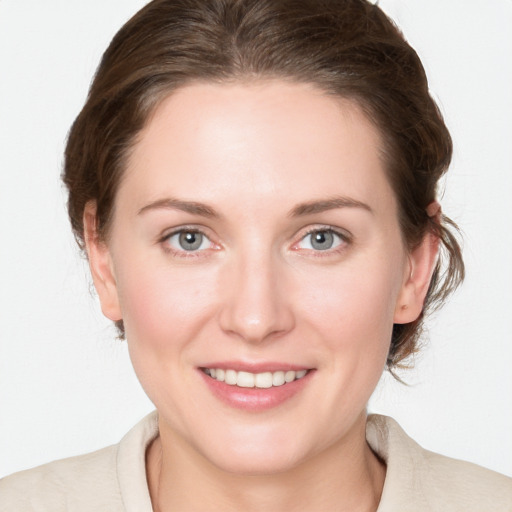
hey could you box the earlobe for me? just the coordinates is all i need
[394,203,441,324]
[83,202,122,322]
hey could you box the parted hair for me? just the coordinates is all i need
[63,0,464,370]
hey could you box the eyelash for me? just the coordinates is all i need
[158,225,352,258]
[292,226,352,256]
[159,226,217,259]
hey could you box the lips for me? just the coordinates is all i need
[199,362,314,411]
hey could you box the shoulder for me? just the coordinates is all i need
[0,445,123,512]
[367,414,512,512]
[0,411,158,512]
[421,445,512,505]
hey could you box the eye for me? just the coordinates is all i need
[296,229,346,251]
[164,229,212,252]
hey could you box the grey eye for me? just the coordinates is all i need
[309,231,334,250]
[297,229,344,251]
[166,230,210,252]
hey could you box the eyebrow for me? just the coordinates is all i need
[137,195,372,219]
[138,198,220,218]
[289,196,373,217]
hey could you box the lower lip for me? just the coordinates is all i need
[199,370,314,411]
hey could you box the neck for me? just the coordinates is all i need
[146,412,385,512]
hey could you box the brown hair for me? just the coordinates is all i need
[63,0,464,369]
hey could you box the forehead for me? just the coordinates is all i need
[122,80,395,216]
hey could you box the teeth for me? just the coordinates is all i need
[204,368,309,388]
[237,371,255,388]
[272,371,285,386]
[284,370,296,383]
[255,372,273,388]
[225,369,237,385]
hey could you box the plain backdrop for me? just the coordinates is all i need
[0,0,511,479]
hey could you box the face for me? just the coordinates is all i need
[88,81,433,474]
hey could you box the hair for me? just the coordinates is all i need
[63,0,464,370]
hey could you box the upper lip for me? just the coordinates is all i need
[199,361,313,373]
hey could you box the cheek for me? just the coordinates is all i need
[278,257,403,448]
[297,254,403,368]
[306,263,399,330]
[114,259,223,414]
[114,259,219,355]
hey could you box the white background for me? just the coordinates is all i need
[0,0,511,478]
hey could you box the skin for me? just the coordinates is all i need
[85,81,438,511]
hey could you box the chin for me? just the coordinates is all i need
[194,426,313,476]
[209,448,303,476]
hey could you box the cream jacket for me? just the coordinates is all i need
[1,412,511,511]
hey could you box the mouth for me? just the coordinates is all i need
[199,364,315,411]
[200,367,309,388]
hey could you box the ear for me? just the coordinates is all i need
[83,201,122,322]
[394,202,440,324]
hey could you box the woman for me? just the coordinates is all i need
[1,0,511,510]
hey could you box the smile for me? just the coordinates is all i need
[201,368,309,388]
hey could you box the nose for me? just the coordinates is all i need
[218,252,295,344]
